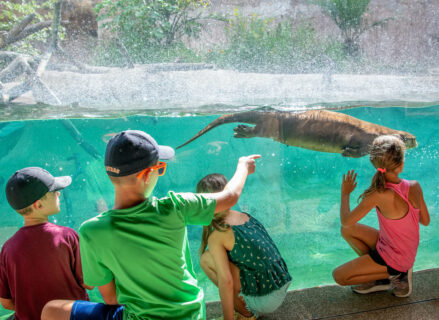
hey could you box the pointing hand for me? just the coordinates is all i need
[238,155,261,175]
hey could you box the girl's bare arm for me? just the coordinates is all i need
[341,193,377,226]
[340,170,376,226]
[208,234,235,320]
[414,182,430,226]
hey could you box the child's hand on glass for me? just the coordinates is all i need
[342,170,357,195]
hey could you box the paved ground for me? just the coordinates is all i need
[206,268,439,320]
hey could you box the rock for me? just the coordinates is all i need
[62,0,98,39]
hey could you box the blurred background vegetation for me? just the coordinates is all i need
[0,0,437,74]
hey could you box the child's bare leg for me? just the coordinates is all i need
[341,223,379,256]
[333,254,390,285]
[200,251,253,317]
[41,300,74,320]
[229,262,253,317]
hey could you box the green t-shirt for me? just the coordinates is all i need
[79,191,216,320]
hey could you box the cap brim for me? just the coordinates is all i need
[158,145,175,160]
[49,176,72,191]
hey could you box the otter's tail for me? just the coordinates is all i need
[176,111,264,149]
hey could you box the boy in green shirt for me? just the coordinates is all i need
[42,130,260,320]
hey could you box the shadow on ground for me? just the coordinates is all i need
[206,268,439,320]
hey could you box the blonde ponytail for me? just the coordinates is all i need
[358,135,405,201]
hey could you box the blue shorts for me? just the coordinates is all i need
[242,281,291,317]
[70,301,124,320]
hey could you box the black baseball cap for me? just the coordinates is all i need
[105,130,175,177]
[5,167,72,210]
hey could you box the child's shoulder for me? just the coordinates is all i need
[407,179,423,195]
[48,222,75,231]
[407,179,420,187]
[2,224,78,253]
[157,191,212,211]
[209,228,233,243]
[48,223,79,239]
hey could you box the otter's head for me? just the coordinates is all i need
[394,131,417,149]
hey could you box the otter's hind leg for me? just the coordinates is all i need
[233,124,257,138]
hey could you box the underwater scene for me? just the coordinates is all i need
[0,104,438,315]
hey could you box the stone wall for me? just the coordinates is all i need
[362,1,439,65]
[194,0,439,67]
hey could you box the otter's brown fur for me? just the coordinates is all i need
[176,110,417,158]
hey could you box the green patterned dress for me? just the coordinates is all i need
[227,214,292,296]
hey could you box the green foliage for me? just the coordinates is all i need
[95,0,209,63]
[0,0,58,54]
[313,0,390,57]
[92,39,203,67]
[315,0,369,33]
[207,10,344,73]
[91,8,347,72]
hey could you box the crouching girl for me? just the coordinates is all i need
[197,174,291,320]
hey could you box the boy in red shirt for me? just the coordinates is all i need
[0,167,90,320]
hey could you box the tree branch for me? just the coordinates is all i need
[50,0,62,50]
[1,0,106,106]
[0,51,23,63]
[0,56,35,83]
[3,79,32,104]
[17,21,54,42]
[0,20,70,50]
[8,13,36,39]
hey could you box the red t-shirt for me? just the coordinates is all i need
[0,222,89,320]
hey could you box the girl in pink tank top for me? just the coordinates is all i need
[332,135,430,298]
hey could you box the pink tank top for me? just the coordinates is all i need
[376,179,420,272]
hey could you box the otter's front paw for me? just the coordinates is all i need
[233,124,255,138]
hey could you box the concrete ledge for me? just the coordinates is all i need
[31,69,439,108]
[206,268,439,319]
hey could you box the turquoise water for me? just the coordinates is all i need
[0,105,438,316]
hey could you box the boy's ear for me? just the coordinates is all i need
[142,169,152,183]
[32,200,42,210]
